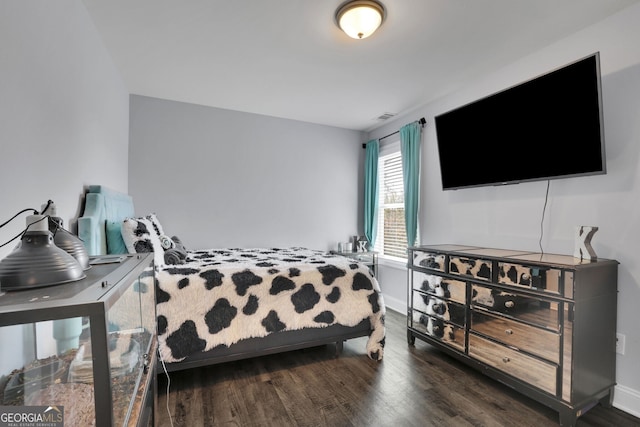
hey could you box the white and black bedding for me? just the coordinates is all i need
[77,186,386,371]
[155,247,386,364]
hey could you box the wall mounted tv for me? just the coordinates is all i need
[434,52,605,190]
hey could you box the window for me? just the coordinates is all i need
[374,142,408,260]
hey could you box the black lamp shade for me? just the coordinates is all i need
[49,217,91,270]
[0,230,86,291]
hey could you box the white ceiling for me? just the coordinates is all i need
[81,0,639,132]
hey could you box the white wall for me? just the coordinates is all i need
[0,1,129,373]
[129,95,364,252]
[369,3,640,416]
[0,0,130,256]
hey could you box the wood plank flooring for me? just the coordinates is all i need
[156,309,639,427]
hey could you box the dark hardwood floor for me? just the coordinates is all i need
[156,309,639,427]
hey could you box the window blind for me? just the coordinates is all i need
[375,150,408,259]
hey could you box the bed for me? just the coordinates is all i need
[78,185,386,372]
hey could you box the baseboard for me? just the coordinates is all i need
[613,384,640,418]
[382,294,406,315]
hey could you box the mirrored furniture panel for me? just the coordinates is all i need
[331,250,377,277]
[407,244,618,427]
[0,253,156,427]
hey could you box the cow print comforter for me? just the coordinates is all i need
[154,247,386,363]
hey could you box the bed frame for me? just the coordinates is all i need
[78,185,372,373]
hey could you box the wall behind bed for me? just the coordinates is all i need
[129,95,364,251]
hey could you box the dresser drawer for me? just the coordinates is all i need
[471,309,560,363]
[412,271,466,304]
[411,311,465,352]
[469,334,557,395]
[412,292,466,326]
[412,251,446,272]
[497,262,561,294]
[449,256,492,281]
[471,284,561,332]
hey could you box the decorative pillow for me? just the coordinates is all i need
[164,249,184,265]
[171,235,187,252]
[105,221,128,254]
[163,236,188,265]
[121,216,165,268]
[145,213,165,238]
[158,234,175,250]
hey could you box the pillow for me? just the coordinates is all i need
[121,216,165,268]
[143,213,175,251]
[158,234,175,250]
[106,221,128,254]
[164,236,188,265]
[172,235,187,252]
[145,213,165,238]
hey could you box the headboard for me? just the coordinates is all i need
[78,185,135,256]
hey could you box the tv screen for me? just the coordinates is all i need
[434,53,605,190]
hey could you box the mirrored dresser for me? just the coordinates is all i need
[407,244,618,427]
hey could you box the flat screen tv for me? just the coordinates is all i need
[434,52,605,190]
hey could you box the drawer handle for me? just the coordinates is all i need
[505,329,513,335]
[502,357,510,363]
[505,300,515,308]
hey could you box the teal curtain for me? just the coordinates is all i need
[400,122,422,248]
[364,139,379,249]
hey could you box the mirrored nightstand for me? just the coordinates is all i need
[331,251,377,277]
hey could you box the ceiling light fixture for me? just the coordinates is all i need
[335,0,386,40]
